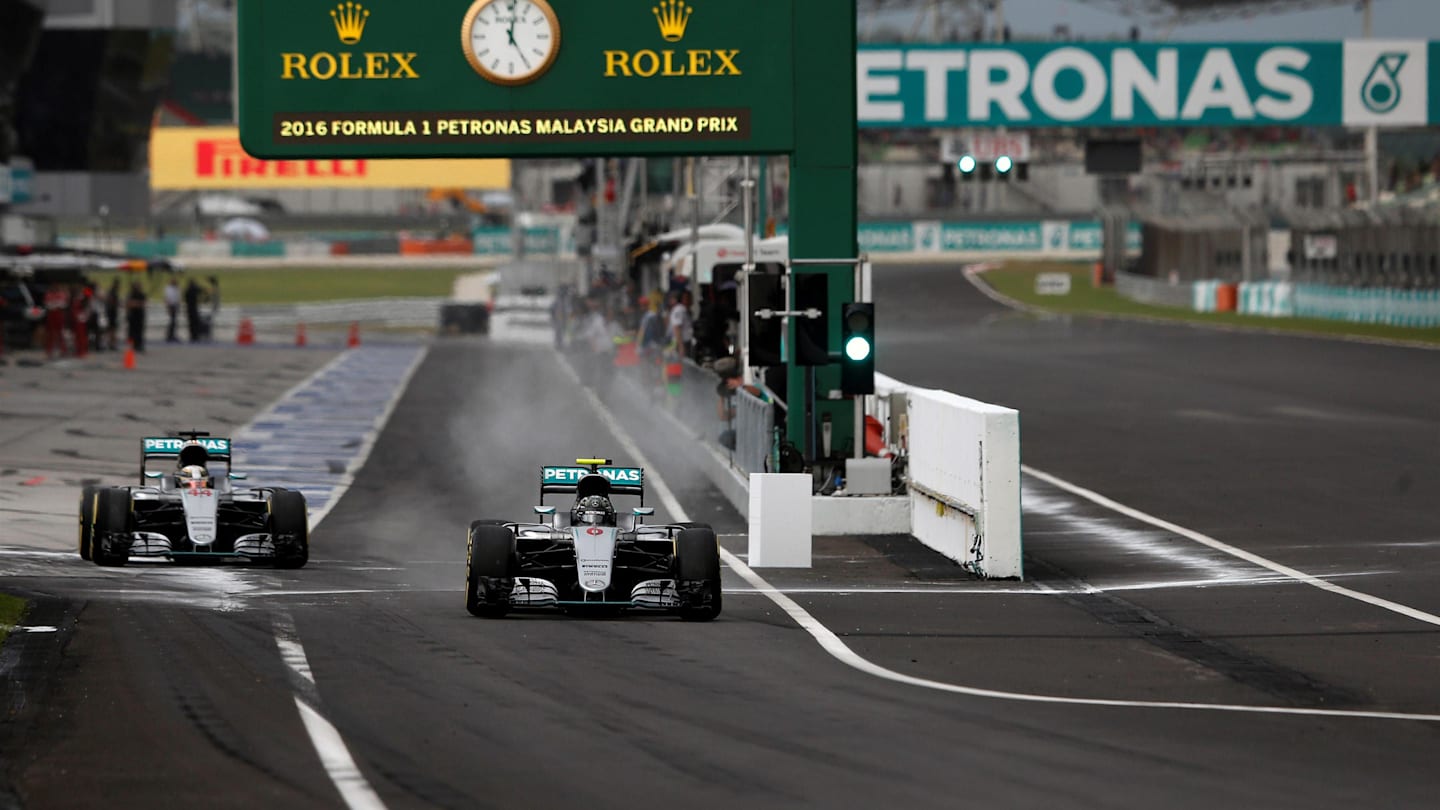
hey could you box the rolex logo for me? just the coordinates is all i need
[331,1,370,45]
[652,0,692,43]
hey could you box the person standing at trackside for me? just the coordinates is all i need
[69,283,89,359]
[184,276,203,342]
[104,277,120,351]
[126,280,147,352]
[206,276,221,341]
[43,281,69,358]
[86,283,104,353]
[636,295,666,363]
[550,284,572,349]
[667,290,694,359]
[163,276,181,343]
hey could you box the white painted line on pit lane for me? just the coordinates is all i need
[1022,464,1440,629]
[247,349,428,810]
[573,359,1440,724]
[275,611,386,810]
[294,698,387,810]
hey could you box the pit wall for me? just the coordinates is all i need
[874,374,1022,580]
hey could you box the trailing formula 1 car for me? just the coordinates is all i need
[78,431,309,567]
[464,459,721,621]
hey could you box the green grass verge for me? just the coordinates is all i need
[979,262,1440,346]
[85,267,471,305]
[0,593,29,648]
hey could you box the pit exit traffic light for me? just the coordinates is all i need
[840,302,874,395]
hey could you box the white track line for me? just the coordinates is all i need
[1022,464,1440,628]
[257,348,427,810]
[274,610,387,809]
[573,361,1440,723]
[293,698,387,810]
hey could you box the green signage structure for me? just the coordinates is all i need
[238,0,796,158]
[858,41,1438,128]
[238,0,858,457]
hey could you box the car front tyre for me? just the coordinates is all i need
[675,525,722,622]
[466,522,515,618]
[78,485,99,561]
[271,489,310,569]
[92,488,131,567]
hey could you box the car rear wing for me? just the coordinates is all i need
[139,434,233,484]
[540,464,645,502]
[142,436,232,461]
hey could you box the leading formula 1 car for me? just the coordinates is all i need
[77,431,309,567]
[464,458,721,620]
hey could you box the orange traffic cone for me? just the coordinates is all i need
[346,322,360,348]
[295,321,307,347]
[123,340,136,370]
[237,317,256,346]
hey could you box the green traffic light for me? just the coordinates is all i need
[845,335,872,362]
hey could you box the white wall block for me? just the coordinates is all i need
[748,474,813,567]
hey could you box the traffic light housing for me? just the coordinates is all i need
[748,273,785,366]
[794,273,830,367]
[840,302,874,395]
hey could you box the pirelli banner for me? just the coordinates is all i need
[150,126,511,189]
[858,41,1439,128]
[237,0,796,158]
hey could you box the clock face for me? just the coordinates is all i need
[462,0,561,86]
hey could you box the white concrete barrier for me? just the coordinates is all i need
[876,374,1022,579]
[748,473,813,567]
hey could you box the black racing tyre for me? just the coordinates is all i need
[92,488,131,567]
[674,526,722,622]
[78,485,99,561]
[270,489,310,569]
[466,523,516,618]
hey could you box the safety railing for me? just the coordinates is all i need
[732,388,773,475]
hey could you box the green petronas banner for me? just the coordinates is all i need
[238,0,796,158]
[858,40,1438,128]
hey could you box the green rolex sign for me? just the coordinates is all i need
[238,0,797,158]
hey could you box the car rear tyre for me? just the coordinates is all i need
[78,485,99,561]
[92,488,131,567]
[271,489,309,569]
[466,522,515,618]
[675,526,722,621]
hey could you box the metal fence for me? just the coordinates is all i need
[1286,210,1440,290]
[1114,270,1194,309]
[732,388,773,475]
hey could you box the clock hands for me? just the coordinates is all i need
[505,0,530,69]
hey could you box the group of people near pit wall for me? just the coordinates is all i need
[549,265,788,457]
[0,270,220,362]
[551,267,699,384]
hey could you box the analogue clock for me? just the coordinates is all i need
[462,0,561,86]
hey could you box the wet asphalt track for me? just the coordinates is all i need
[4,267,1440,809]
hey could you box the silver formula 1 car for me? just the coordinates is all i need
[464,458,721,621]
[78,431,309,567]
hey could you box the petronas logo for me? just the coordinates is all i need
[1361,52,1407,114]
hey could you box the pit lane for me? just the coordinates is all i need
[3,274,1440,808]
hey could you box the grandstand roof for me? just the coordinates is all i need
[1069,0,1358,24]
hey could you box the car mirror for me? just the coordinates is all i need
[144,471,164,479]
[632,507,655,516]
[533,506,556,516]
[228,472,248,481]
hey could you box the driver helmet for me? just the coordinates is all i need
[573,495,615,526]
[179,464,210,486]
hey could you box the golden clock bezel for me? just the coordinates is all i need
[461,0,561,86]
